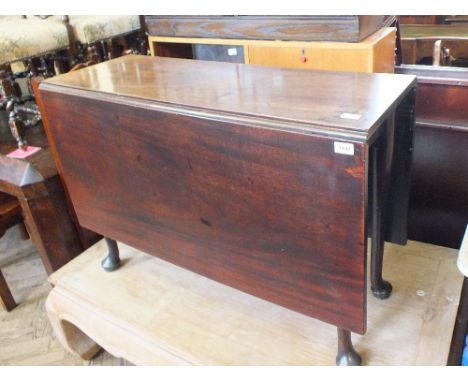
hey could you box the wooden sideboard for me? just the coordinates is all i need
[39,56,416,365]
[148,27,396,74]
[395,65,468,249]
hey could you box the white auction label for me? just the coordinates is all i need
[334,142,355,156]
[227,48,238,56]
[340,112,362,120]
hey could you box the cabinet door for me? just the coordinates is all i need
[192,44,245,63]
[248,45,372,72]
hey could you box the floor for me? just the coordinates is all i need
[0,226,129,365]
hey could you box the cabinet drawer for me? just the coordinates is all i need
[248,45,372,72]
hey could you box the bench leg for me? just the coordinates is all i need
[45,289,101,360]
[336,328,362,366]
[101,238,121,272]
[0,269,17,311]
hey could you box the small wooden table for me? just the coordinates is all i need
[0,123,83,274]
[39,56,416,364]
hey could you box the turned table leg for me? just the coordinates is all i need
[370,143,392,300]
[101,238,121,271]
[336,328,362,366]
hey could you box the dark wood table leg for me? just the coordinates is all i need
[370,140,392,299]
[101,238,120,271]
[336,327,362,366]
[0,269,16,311]
[370,90,415,299]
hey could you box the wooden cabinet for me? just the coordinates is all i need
[149,27,397,74]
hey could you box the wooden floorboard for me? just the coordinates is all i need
[0,226,129,366]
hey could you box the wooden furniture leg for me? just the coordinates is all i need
[336,328,362,366]
[16,177,83,275]
[45,288,101,360]
[101,238,120,271]
[0,269,16,311]
[370,135,393,300]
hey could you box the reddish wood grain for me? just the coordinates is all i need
[39,56,415,334]
[40,91,368,334]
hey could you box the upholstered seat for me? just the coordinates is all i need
[0,15,143,150]
[0,18,70,65]
[68,15,141,45]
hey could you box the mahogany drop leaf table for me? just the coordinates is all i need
[39,55,416,365]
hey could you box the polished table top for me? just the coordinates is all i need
[42,55,416,140]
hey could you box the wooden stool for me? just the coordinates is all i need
[0,124,87,276]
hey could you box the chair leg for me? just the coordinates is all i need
[0,269,17,312]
